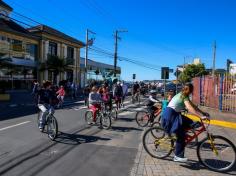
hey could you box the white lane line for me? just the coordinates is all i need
[0,121,31,132]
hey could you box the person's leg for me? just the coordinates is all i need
[38,104,48,129]
[174,128,185,158]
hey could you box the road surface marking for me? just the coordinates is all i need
[0,121,31,131]
[187,114,236,129]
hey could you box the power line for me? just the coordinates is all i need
[8,0,82,39]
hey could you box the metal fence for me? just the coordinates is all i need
[192,75,236,113]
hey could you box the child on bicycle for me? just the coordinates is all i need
[89,86,103,122]
[56,85,65,108]
[145,90,161,123]
[161,83,209,163]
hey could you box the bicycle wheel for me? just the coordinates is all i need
[47,115,58,141]
[143,127,173,159]
[197,135,236,172]
[100,114,111,130]
[111,109,118,121]
[135,111,150,127]
[150,121,160,127]
[85,110,94,125]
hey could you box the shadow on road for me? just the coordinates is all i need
[118,117,135,122]
[110,126,143,132]
[55,131,111,145]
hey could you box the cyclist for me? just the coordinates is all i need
[145,90,161,123]
[56,85,65,108]
[161,82,209,163]
[113,81,123,110]
[37,81,54,131]
[100,84,112,110]
[132,81,140,97]
[89,86,103,122]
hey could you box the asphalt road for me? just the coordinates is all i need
[0,101,145,176]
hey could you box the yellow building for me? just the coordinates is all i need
[0,1,39,90]
[28,25,84,85]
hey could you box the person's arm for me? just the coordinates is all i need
[184,100,208,119]
[149,96,160,103]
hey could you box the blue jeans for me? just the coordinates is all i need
[175,116,194,157]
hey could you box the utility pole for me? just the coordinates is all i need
[113,29,127,78]
[114,30,118,78]
[84,29,95,87]
[212,41,216,77]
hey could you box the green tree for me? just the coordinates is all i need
[179,63,208,83]
[40,55,74,84]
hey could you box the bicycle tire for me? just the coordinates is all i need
[197,135,236,172]
[135,111,150,127]
[100,114,111,130]
[143,126,173,159]
[111,109,118,121]
[47,115,58,141]
[85,110,94,125]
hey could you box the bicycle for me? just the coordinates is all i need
[85,102,112,130]
[37,105,58,141]
[132,92,140,104]
[135,107,162,127]
[143,116,236,172]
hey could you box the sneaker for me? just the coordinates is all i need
[173,155,188,163]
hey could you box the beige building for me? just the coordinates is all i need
[0,1,39,90]
[28,25,84,85]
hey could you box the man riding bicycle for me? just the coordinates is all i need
[37,81,54,131]
[161,83,209,163]
[133,81,140,96]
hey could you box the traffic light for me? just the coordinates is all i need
[161,67,169,79]
[133,74,136,80]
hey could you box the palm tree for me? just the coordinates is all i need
[40,54,74,84]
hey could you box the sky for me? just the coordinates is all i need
[4,0,236,81]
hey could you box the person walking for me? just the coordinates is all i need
[121,81,128,107]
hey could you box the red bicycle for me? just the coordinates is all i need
[143,116,236,172]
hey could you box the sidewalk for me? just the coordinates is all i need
[130,106,236,176]
[199,106,236,123]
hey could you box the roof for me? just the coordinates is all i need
[28,25,85,47]
[0,0,13,11]
[0,18,38,40]
[80,57,121,70]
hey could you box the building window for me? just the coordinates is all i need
[26,44,37,59]
[67,46,74,59]
[11,39,23,52]
[48,42,57,56]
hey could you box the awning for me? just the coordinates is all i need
[4,57,37,67]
